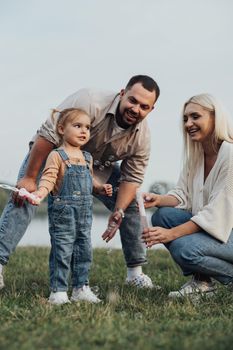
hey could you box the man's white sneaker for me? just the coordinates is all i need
[0,265,4,289]
[125,273,154,289]
[168,277,217,299]
[48,292,70,305]
[71,285,101,303]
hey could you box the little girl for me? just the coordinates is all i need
[28,108,112,305]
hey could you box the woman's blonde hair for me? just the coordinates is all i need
[182,93,233,172]
[51,108,90,145]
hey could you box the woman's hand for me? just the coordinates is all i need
[142,192,162,208]
[142,226,174,247]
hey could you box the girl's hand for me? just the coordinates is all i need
[142,192,162,208]
[23,190,41,206]
[98,184,113,196]
[142,226,174,247]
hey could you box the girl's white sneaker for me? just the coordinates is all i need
[48,292,70,305]
[71,285,101,303]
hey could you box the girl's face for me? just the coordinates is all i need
[58,113,91,147]
[183,103,215,144]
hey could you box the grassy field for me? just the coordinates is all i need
[0,247,233,350]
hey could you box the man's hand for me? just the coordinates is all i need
[13,177,37,207]
[12,136,54,206]
[102,210,123,242]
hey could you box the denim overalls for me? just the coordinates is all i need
[48,149,93,292]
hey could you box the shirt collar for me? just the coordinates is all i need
[106,94,120,116]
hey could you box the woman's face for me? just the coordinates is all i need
[183,103,215,144]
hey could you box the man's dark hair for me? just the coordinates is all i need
[125,75,160,102]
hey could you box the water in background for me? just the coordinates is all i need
[18,214,164,250]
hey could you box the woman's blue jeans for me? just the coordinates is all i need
[152,207,233,284]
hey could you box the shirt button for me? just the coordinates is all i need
[108,155,115,161]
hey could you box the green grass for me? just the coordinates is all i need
[0,248,233,350]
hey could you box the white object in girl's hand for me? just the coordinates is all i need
[18,188,39,203]
[0,184,39,203]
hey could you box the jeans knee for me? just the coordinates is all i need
[151,207,174,228]
[181,247,202,267]
[169,240,202,268]
[152,207,192,229]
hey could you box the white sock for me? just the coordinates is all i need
[127,266,142,280]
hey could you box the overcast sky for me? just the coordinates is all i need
[1,0,233,191]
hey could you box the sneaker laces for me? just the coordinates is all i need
[82,285,99,299]
[169,276,217,298]
[48,292,70,305]
[71,285,101,303]
[184,276,216,293]
[126,273,154,288]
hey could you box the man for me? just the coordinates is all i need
[0,75,160,289]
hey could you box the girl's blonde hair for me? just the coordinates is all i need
[51,108,90,144]
[182,93,233,173]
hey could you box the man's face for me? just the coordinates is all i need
[118,83,156,127]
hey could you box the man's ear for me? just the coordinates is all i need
[120,89,125,97]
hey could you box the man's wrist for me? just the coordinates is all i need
[115,208,125,218]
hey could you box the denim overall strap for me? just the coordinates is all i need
[82,151,91,169]
[55,149,72,168]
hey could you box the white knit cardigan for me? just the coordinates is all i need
[168,141,233,243]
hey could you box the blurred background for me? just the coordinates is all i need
[0,0,232,247]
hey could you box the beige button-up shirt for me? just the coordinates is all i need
[35,88,151,184]
[168,141,233,243]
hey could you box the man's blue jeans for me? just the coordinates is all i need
[94,164,146,267]
[152,207,233,284]
[0,152,37,265]
[0,154,146,268]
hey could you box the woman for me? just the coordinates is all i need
[142,93,233,298]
